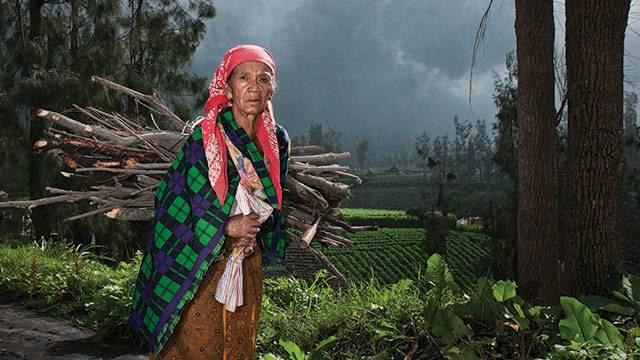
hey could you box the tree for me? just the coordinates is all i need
[515,0,559,303]
[488,52,518,281]
[624,92,639,165]
[306,122,341,152]
[415,131,430,176]
[453,116,473,182]
[492,52,518,186]
[0,0,216,247]
[622,91,640,267]
[432,135,449,167]
[565,0,631,295]
[472,118,492,185]
[355,136,369,170]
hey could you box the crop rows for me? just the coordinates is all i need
[446,231,493,289]
[320,228,494,287]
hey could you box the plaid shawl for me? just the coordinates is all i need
[130,107,289,354]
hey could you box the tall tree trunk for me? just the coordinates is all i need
[28,0,43,41]
[565,0,630,295]
[70,0,79,65]
[515,0,559,304]
[28,0,50,241]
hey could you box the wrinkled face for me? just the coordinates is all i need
[225,61,275,117]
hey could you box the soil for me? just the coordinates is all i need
[0,302,146,360]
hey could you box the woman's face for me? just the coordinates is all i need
[225,61,275,117]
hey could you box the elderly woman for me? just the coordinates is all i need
[130,45,289,360]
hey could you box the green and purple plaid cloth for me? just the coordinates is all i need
[130,107,289,354]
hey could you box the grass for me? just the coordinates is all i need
[0,239,139,340]
[1,239,638,359]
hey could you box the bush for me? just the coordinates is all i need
[2,241,639,359]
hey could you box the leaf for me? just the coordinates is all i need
[453,277,501,324]
[262,354,283,360]
[431,309,467,344]
[579,295,635,316]
[311,335,337,355]
[426,253,455,289]
[625,273,640,302]
[558,297,600,343]
[443,346,480,360]
[279,339,307,360]
[492,280,517,302]
[593,317,624,349]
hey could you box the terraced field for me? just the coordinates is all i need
[320,227,493,288]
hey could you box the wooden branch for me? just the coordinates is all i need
[289,163,349,174]
[91,76,186,130]
[72,105,122,132]
[75,167,167,175]
[290,152,351,165]
[318,230,353,247]
[126,163,171,169]
[287,231,348,288]
[290,145,325,155]
[320,224,378,233]
[106,110,174,161]
[104,207,154,221]
[63,204,120,223]
[137,175,161,186]
[284,177,329,210]
[37,109,134,146]
[0,194,80,209]
[295,173,351,199]
[335,171,362,184]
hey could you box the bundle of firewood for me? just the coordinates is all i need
[0,76,374,284]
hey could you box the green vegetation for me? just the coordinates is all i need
[0,240,138,340]
[340,208,423,228]
[320,228,492,289]
[342,172,510,219]
[2,241,639,359]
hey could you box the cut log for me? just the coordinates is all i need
[284,177,329,210]
[295,173,351,200]
[290,145,325,155]
[289,163,349,174]
[37,109,135,146]
[104,207,154,221]
[290,152,351,165]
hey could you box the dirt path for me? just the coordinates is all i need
[0,303,146,360]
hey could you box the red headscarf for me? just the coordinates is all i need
[195,45,282,209]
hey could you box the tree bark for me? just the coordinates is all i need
[515,0,559,304]
[565,0,630,295]
[28,0,47,240]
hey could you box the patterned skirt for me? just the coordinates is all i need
[149,240,263,360]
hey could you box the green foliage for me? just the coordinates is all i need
[3,241,640,359]
[339,208,423,228]
[0,240,139,338]
[319,227,491,288]
[558,297,623,348]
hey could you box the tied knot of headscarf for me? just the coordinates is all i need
[195,45,282,209]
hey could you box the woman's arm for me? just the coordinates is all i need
[259,124,290,265]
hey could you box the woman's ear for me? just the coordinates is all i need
[224,83,233,101]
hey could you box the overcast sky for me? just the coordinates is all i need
[189,0,640,154]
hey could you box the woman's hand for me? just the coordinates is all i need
[236,237,258,256]
[225,213,260,239]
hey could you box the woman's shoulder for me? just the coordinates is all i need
[275,124,289,150]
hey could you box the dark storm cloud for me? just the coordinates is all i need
[190,0,517,150]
